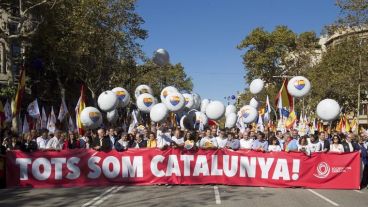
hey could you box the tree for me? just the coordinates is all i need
[237,26,319,85]
[28,0,148,106]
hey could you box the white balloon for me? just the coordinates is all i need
[249,79,264,94]
[180,115,187,130]
[238,105,258,124]
[225,113,237,128]
[112,87,130,108]
[205,101,225,120]
[153,48,170,66]
[134,85,153,99]
[80,107,102,129]
[107,109,118,123]
[136,93,155,113]
[316,99,340,121]
[150,103,169,123]
[160,86,179,102]
[192,93,202,110]
[183,93,194,109]
[225,105,237,117]
[165,92,185,112]
[249,98,259,109]
[195,111,208,126]
[97,91,118,112]
[200,99,210,113]
[287,76,311,98]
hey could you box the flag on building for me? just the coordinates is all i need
[4,100,12,122]
[47,106,56,133]
[27,99,40,118]
[41,107,47,129]
[75,85,86,135]
[22,115,29,134]
[58,98,69,121]
[12,69,26,116]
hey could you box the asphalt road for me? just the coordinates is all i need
[0,185,367,207]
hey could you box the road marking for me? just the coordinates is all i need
[90,186,125,207]
[214,186,221,205]
[307,189,339,206]
[260,187,265,190]
[354,190,363,194]
[81,186,118,207]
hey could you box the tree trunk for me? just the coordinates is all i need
[89,87,97,107]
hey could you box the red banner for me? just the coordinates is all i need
[6,149,360,189]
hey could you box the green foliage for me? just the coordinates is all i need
[0,85,16,99]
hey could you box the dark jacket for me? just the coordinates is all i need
[131,140,147,148]
[20,140,38,152]
[321,140,330,151]
[91,136,111,151]
[342,141,360,152]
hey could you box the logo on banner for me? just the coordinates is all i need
[184,97,190,105]
[89,112,100,122]
[313,162,330,179]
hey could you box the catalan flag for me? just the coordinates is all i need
[275,79,294,111]
[13,69,26,116]
[75,85,86,135]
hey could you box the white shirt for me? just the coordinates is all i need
[216,137,228,148]
[240,139,253,149]
[199,137,217,148]
[171,136,184,145]
[36,136,48,150]
[330,144,344,153]
[268,145,281,152]
[308,142,321,152]
[157,134,173,149]
[46,136,61,150]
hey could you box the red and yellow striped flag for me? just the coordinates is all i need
[12,69,26,116]
[75,85,86,135]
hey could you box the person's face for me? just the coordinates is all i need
[333,136,339,144]
[149,133,155,140]
[227,133,233,139]
[310,136,315,142]
[292,130,298,136]
[250,131,255,137]
[42,132,48,138]
[144,129,149,135]
[238,132,243,139]
[122,135,128,141]
[55,131,61,138]
[132,128,137,134]
[219,131,225,138]
[257,134,263,141]
[200,131,205,137]
[69,133,75,139]
[276,132,282,137]
[272,139,277,145]
[186,133,191,139]
[319,133,326,140]
[301,138,306,145]
[206,130,211,137]
[211,129,217,137]
[30,130,36,137]
[136,134,142,141]
[109,129,114,136]
[98,129,105,137]
[347,134,353,141]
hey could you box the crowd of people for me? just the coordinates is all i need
[0,124,368,188]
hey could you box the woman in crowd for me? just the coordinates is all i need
[115,133,131,151]
[147,132,157,148]
[67,132,80,149]
[298,136,311,156]
[268,136,281,152]
[330,135,344,153]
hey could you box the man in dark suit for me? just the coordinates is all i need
[319,131,330,152]
[91,128,111,151]
[131,134,147,148]
[341,133,360,152]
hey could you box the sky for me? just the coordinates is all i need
[136,0,340,103]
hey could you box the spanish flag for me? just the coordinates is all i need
[75,85,86,135]
[275,79,294,111]
[285,110,297,129]
[344,116,351,132]
[12,69,26,116]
